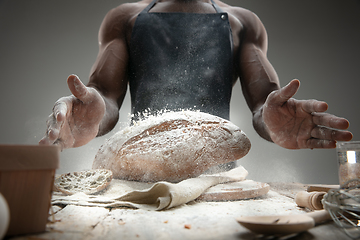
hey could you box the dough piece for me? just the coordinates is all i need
[54,169,113,195]
[93,110,251,182]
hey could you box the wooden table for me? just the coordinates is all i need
[7,183,353,240]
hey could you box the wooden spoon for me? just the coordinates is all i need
[236,210,331,235]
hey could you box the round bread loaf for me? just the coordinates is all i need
[54,169,113,195]
[92,110,251,182]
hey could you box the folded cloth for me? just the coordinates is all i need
[52,165,248,211]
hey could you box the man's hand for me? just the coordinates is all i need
[262,79,353,149]
[39,75,106,150]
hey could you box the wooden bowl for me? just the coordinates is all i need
[0,145,59,237]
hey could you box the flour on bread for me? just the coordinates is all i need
[93,110,251,182]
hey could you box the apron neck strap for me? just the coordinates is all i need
[142,0,158,13]
[210,0,224,13]
[142,0,225,14]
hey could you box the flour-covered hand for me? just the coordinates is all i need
[262,79,352,149]
[39,75,106,150]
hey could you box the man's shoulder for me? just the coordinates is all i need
[115,1,149,12]
[105,1,149,23]
[98,1,150,41]
[217,1,262,28]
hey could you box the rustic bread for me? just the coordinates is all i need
[92,110,251,182]
[54,169,113,195]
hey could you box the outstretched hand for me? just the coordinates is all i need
[39,75,106,150]
[262,79,352,149]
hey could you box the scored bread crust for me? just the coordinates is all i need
[92,110,251,182]
[54,169,113,195]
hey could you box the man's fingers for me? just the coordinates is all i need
[53,100,68,122]
[280,79,300,100]
[311,126,353,141]
[305,139,337,149]
[39,136,51,145]
[67,74,90,103]
[297,100,328,114]
[39,100,69,146]
[312,112,350,130]
[269,79,300,105]
[39,128,59,145]
[49,128,61,141]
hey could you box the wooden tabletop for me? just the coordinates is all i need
[7,182,353,240]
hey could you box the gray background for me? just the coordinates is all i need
[1,0,359,184]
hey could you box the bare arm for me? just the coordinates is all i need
[87,7,130,136]
[237,11,280,141]
[40,5,132,149]
[236,10,352,148]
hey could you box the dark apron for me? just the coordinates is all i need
[128,0,234,121]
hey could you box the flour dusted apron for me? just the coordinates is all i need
[128,0,234,121]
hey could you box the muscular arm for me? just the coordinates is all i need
[235,9,352,148]
[237,11,279,141]
[39,4,146,149]
[87,7,131,136]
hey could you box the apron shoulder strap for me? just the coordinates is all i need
[210,0,225,13]
[141,0,158,13]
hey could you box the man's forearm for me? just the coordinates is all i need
[97,97,119,136]
[252,106,273,142]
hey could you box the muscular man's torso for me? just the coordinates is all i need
[105,0,249,120]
